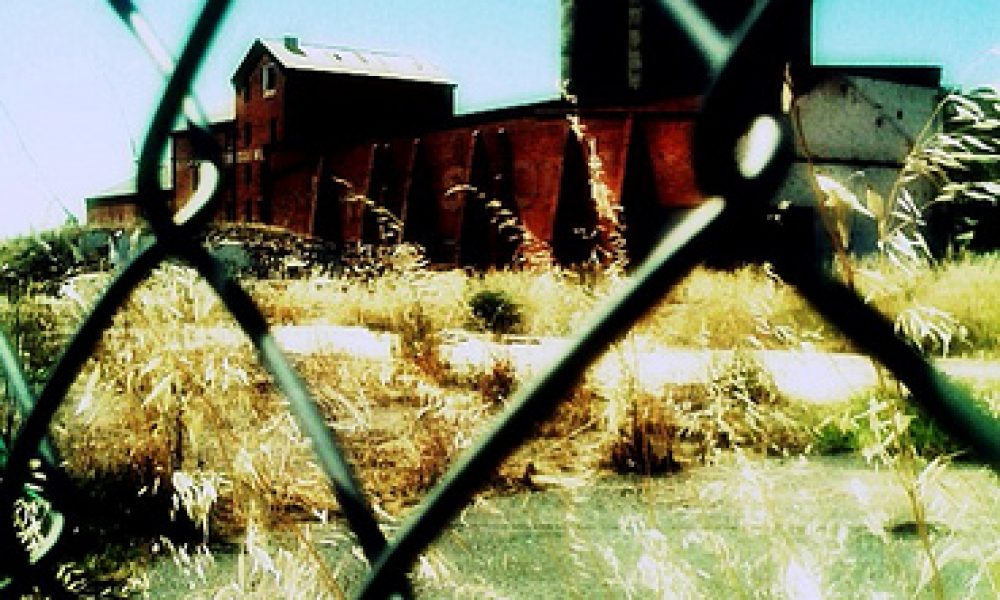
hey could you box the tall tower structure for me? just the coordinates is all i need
[561,0,812,105]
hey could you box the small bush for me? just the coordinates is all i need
[468,289,523,335]
[812,387,984,461]
[811,419,861,455]
[0,228,92,293]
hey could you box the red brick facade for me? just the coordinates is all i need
[158,36,704,267]
[87,2,810,265]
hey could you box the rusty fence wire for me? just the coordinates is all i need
[1,0,998,597]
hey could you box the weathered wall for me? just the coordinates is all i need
[171,122,236,221]
[86,198,143,229]
[285,72,454,146]
[259,102,701,266]
[142,48,944,268]
[778,73,943,255]
[234,52,284,224]
[794,75,941,163]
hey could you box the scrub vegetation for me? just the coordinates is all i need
[2,239,999,597]
[1,88,998,598]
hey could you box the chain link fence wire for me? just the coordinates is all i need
[0,0,997,597]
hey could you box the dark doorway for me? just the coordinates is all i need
[620,118,671,265]
[362,143,392,245]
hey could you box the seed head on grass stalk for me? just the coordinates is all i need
[445,183,555,270]
[564,87,629,274]
[332,175,432,281]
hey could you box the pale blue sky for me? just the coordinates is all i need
[0,0,997,238]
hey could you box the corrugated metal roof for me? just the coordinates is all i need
[257,38,453,85]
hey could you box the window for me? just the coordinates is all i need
[242,82,250,103]
[243,122,252,146]
[262,63,278,97]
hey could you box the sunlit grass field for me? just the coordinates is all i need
[1,232,999,597]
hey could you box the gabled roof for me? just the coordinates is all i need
[232,38,454,86]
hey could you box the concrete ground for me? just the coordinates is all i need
[142,455,1000,598]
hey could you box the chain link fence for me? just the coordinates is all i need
[1,0,997,597]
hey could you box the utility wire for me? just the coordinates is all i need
[0,97,78,226]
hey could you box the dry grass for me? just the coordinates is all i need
[29,256,998,530]
[639,265,835,351]
[602,351,812,475]
[192,255,1000,359]
[42,263,822,542]
[860,253,1000,355]
[249,267,602,338]
[4,249,997,596]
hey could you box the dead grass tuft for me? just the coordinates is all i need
[602,351,811,474]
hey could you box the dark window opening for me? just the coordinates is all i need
[190,161,200,191]
[242,82,250,103]
[262,63,278,97]
[260,195,271,224]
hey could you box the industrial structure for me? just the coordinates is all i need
[86,0,942,266]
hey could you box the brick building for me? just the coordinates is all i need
[87,0,942,265]
[84,167,172,229]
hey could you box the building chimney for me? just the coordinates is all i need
[284,36,302,55]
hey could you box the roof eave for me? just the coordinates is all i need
[283,64,456,86]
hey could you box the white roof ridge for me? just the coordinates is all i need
[258,38,454,85]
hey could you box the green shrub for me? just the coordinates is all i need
[904,401,971,458]
[0,228,89,294]
[811,420,861,455]
[468,289,523,335]
[819,390,979,461]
